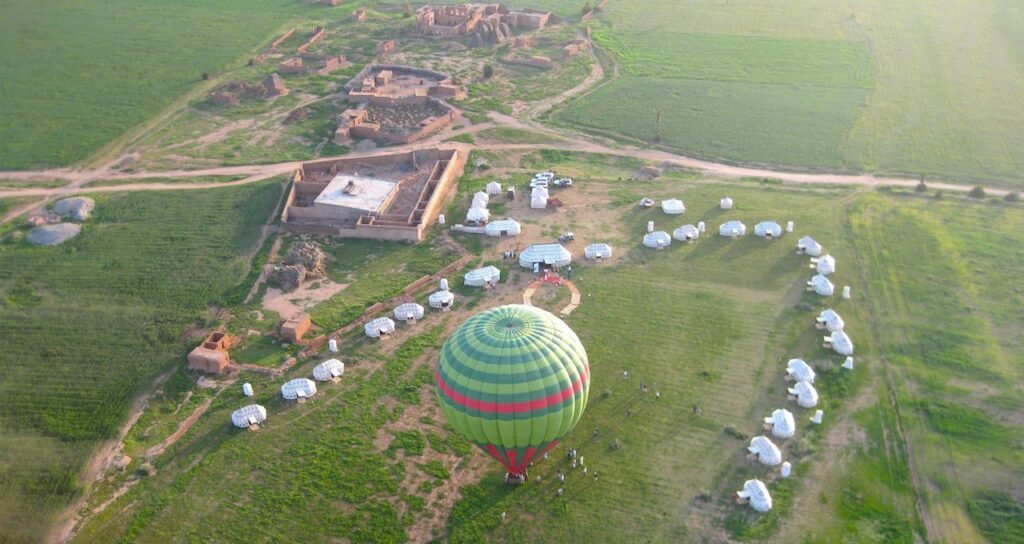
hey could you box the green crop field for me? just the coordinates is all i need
[0,181,282,542]
[557,0,1024,185]
[0,0,308,170]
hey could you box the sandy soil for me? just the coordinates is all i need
[261,279,350,321]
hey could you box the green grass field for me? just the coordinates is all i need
[556,0,1024,185]
[0,181,282,542]
[0,0,308,169]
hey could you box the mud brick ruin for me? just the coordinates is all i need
[187,331,238,374]
[281,148,466,241]
[415,3,552,46]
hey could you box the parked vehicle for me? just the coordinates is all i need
[553,177,573,187]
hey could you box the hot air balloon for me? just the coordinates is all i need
[435,304,590,484]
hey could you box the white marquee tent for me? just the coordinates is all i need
[719,220,747,237]
[312,358,345,381]
[485,219,521,237]
[530,186,549,209]
[364,317,396,338]
[428,289,455,309]
[394,302,425,321]
[816,308,845,332]
[737,479,772,512]
[584,243,613,259]
[673,224,700,242]
[472,191,489,208]
[788,380,819,408]
[796,236,823,256]
[519,243,572,268]
[754,221,783,238]
[749,436,783,466]
[720,197,734,210]
[786,358,816,383]
[466,206,490,224]
[643,231,672,248]
[811,254,836,275]
[486,181,502,196]
[826,330,854,355]
[764,408,796,439]
[281,378,318,400]
[231,404,268,428]
[807,274,835,296]
[464,265,501,287]
[661,198,686,215]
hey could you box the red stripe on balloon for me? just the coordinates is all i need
[484,444,513,472]
[436,370,586,414]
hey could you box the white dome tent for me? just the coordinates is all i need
[748,436,783,466]
[281,378,317,400]
[788,380,819,408]
[786,358,816,383]
[394,302,425,322]
[364,317,396,338]
[720,197,733,210]
[719,220,747,237]
[661,198,685,215]
[466,206,490,224]
[486,181,502,196]
[643,231,672,249]
[584,243,613,260]
[313,358,345,381]
[530,186,549,209]
[816,309,845,332]
[825,330,854,355]
[754,221,783,239]
[472,191,490,208]
[428,289,455,309]
[736,479,772,512]
[796,236,823,256]
[811,254,836,275]
[673,224,700,242]
[231,404,268,429]
[485,219,521,237]
[519,243,572,269]
[464,265,501,287]
[764,408,796,439]
[807,274,835,296]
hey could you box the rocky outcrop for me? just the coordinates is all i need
[272,264,308,291]
[283,241,327,278]
[53,197,95,222]
[27,223,82,246]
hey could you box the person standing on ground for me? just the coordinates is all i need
[623,370,629,380]
[501,512,506,523]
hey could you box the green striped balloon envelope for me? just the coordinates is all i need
[435,304,590,477]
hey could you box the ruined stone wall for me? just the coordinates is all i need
[271,28,297,49]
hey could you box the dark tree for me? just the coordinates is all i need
[483,64,494,79]
[967,186,986,199]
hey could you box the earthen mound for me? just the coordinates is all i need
[283,241,327,279]
[53,197,96,222]
[272,264,307,291]
[27,223,82,246]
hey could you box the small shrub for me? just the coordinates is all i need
[723,426,747,440]
[967,185,986,198]
[1004,192,1019,202]
[934,190,943,199]
[482,64,494,79]
[915,179,927,192]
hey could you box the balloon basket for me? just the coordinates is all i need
[504,472,527,486]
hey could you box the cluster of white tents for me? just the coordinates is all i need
[466,191,490,224]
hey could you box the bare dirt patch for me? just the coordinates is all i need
[261,279,350,321]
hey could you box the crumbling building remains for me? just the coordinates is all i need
[415,3,552,45]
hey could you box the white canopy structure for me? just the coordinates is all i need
[807,274,835,296]
[737,479,772,512]
[530,186,549,209]
[786,358,816,383]
[519,243,572,268]
[439,278,449,291]
[312,358,345,381]
[796,235,823,256]
[788,380,819,408]
[643,231,672,249]
[764,408,796,439]
[719,220,747,237]
[781,462,792,478]
[394,302,425,321]
[428,289,455,309]
[472,191,490,208]
[584,243,613,260]
[816,309,845,332]
[661,198,685,215]
[466,206,490,224]
[720,197,734,210]
[811,254,836,275]
[242,382,254,397]
[485,219,521,237]
[673,224,700,242]
[464,265,501,287]
[811,410,824,424]
[364,317,396,338]
[486,181,502,196]
[826,330,854,355]
[231,404,267,428]
[749,436,783,466]
[754,221,783,238]
[281,378,317,400]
